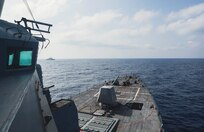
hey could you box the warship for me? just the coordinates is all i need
[73,75,164,132]
[46,58,55,61]
[0,0,163,132]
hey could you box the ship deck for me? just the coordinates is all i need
[72,75,163,132]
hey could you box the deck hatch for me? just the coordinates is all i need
[79,113,119,132]
[126,102,143,110]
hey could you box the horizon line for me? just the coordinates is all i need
[38,57,204,60]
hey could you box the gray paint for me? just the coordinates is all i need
[8,73,45,132]
[0,0,5,17]
[0,19,37,41]
[97,86,117,106]
[0,38,38,73]
[0,70,58,132]
[73,75,164,132]
[79,113,119,132]
[0,72,33,132]
[0,4,58,132]
[51,99,79,132]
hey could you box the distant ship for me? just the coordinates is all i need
[46,57,55,60]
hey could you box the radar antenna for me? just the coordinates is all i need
[15,0,52,49]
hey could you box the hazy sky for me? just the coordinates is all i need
[2,0,204,58]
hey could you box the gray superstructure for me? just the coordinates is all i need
[0,10,58,132]
[0,0,81,130]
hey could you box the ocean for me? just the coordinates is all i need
[38,59,204,132]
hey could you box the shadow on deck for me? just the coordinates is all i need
[112,103,133,117]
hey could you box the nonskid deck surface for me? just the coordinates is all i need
[73,75,162,132]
